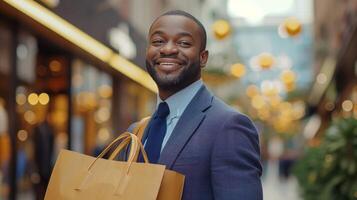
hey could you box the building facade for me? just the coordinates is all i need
[0,1,156,199]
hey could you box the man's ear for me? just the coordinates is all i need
[199,50,209,68]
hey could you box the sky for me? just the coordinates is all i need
[227,0,313,25]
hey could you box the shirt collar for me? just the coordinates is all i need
[157,79,203,121]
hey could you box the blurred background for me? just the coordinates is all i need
[0,0,357,199]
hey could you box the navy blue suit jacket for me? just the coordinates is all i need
[139,85,262,200]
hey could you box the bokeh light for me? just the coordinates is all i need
[261,80,282,96]
[342,100,353,112]
[230,63,246,78]
[95,107,111,123]
[258,53,274,69]
[17,130,28,142]
[280,70,296,84]
[24,110,37,124]
[98,127,110,143]
[251,95,265,109]
[317,73,327,84]
[28,93,39,105]
[16,93,27,105]
[212,20,231,40]
[282,17,302,37]
[98,85,113,98]
[38,93,50,105]
[49,60,62,72]
[246,85,260,98]
[284,82,296,92]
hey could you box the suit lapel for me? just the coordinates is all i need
[158,86,213,168]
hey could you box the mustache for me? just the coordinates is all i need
[152,56,188,65]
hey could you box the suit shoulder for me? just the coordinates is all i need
[210,96,246,117]
[208,96,257,130]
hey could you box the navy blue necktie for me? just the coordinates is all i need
[144,102,170,163]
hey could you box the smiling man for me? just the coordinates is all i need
[138,10,262,200]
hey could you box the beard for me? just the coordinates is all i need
[146,59,201,92]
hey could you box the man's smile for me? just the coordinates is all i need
[154,58,185,73]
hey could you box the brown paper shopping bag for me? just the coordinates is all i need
[45,132,184,200]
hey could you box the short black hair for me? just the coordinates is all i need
[151,10,207,51]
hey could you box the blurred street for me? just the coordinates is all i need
[263,161,301,200]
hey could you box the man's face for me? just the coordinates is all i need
[146,15,208,92]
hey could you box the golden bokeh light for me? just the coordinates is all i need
[95,107,111,123]
[86,93,97,108]
[280,70,296,84]
[278,102,293,121]
[258,53,274,69]
[98,85,113,98]
[268,95,282,107]
[49,60,61,72]
[283,17,302,37]
[292,101,306,120]
[261,81,281,96]
[257,108,270,121]
[324,102,335,111]
[76,92,97,109]
[251,95,265,109]
[212,20,231,40]
[273,118,292,133]
[24,110,37,124]
[98,128,110,143]
[16,93,27,105]
[230,63,246,78]
[38,93,50,105]
[246,85,260,98]
[17,130,28,142]
[28,93,39,105]
[342,100,353,112]
[285,82,296,92]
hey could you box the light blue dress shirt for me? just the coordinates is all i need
[156,79,203,151]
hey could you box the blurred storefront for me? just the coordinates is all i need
[0,0,156,199]
[307,0,357,141]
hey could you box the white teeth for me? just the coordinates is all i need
[160,62,176,65]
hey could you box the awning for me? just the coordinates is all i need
[1,0,157,93]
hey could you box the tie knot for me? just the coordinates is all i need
[156,102,170,119]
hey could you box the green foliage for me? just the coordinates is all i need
[293,117,357,200]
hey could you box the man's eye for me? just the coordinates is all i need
[152,40,164,45]
[178,41,191,47]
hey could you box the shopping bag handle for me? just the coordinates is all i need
[108,133,149,163]
[110,134,152,196]
[107,134,149,163]
[108,117,151,162]
[75,133,141,191]
[109,137,136,161]
[132,116,151,140]
[87,132,137,171]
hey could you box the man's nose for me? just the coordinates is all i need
[159,41,178,56]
